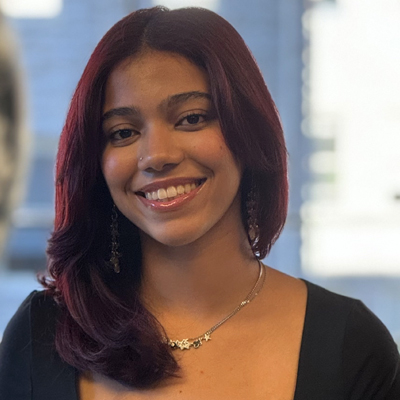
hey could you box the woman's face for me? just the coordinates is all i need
[101,50,242,247]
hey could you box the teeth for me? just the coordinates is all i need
[143,181,202,201]
[166,186,177,198]
[158,188,168,200]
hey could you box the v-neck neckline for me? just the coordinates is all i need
[72,281,320,400]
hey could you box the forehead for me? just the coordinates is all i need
[103,51,210,111]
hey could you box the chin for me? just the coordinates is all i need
[141,225,211,248]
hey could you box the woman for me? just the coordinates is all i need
[0,6,399,400]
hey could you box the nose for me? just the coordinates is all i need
[138,123,184,173]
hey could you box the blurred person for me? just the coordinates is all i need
[0,6,399,399]
[0,10,28,260]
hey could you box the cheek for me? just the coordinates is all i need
[196,132,233,164]
[198,138,242,193]
[101,149,134,189]
[101,151,117,184]
[212,139,241,176]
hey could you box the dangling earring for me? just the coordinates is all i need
[110,204,121,273]
[246,186,259,246]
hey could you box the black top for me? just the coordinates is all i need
[1,281,399,400]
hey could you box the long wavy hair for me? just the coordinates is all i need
[44,6,288,388]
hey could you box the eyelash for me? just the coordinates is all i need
[176,112,208,128]
[109,128,138,142]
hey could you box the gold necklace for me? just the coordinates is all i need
[167,261,265,350]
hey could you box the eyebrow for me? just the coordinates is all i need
[102,106,140,122]
[102,91,211,122]
[163,91,211,109]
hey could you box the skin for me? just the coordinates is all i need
[80,50,308,400]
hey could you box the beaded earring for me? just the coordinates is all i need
[110,204,121,273]
[246,186,260,247]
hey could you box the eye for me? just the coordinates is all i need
[177,112,207,129]
[107,128,140,145]
[183,114,204,125]
[112,129,134,140]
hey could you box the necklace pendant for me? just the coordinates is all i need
[204,333,212,341]
[193,338,202,348]
[169,340,179,349]
[176,339,190,350]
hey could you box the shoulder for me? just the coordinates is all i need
[0,290,54,354]
[300,281,400,399]
[341,297,400,399]
[301,280,360,340]
[1,290,59,340]
[0,290,59,399]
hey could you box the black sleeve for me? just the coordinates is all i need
[343,300,400,400]
[0,291,37,400]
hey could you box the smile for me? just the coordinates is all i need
[136,179,206,202]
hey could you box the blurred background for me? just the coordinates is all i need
[0,0,399,343]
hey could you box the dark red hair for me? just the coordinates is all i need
[45,6,288,388]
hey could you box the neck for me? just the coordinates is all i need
[138,221,259,320]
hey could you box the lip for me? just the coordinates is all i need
[136,178,206,211]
